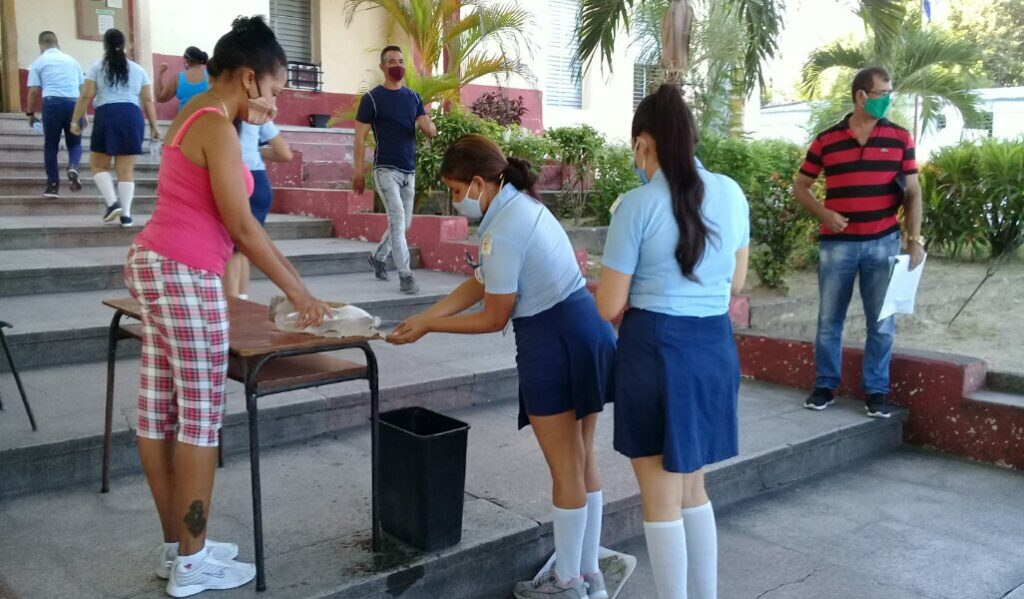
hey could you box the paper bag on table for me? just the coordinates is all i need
[269,296,382,338]
[878,253,926,321]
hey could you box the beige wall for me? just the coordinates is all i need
[15,0,103,69]
[148,0,269,58]
[317,0,396,96]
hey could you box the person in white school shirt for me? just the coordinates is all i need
[389,135,618,599]
[25,31,85,198]
[71,28,161,227]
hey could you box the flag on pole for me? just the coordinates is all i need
[924,0,933,22]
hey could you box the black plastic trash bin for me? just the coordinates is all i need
[378,407,470,551]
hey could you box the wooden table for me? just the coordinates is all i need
[101,297,381,592]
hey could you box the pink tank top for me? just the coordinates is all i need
[135,107,255,276]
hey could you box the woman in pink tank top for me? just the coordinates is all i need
[124,16,331,596]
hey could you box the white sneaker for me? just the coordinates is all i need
[166,549,255,598]
[156,540,240,580]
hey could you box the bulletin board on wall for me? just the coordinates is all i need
[75,0,134,47]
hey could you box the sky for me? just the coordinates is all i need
[766,0,868,101]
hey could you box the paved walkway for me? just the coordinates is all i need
[613,447,1024,599]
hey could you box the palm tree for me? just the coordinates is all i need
[335,0,534,112]
[576,0,906,96]
[801,8,983,135]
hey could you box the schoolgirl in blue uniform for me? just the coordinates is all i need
[596,85,750,599]
[389,134,616,599]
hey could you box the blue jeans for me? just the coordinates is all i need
[372,167,416,276]
[814,231,900,395]
[42,97,82,185]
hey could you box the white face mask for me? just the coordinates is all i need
[453,178,484,220]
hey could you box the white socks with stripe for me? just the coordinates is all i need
[581,490,603,575]
[553,504,588,584]
[118,182,135,218]
[682,502,718,599]
[644,519,687,599]
[93,171,117,207]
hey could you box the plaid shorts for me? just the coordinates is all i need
[125,244,229,447]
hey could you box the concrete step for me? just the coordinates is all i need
[0,379,906,598]
[0,160,159,177]
[966,388,1024,411]
[0,175,158,196]
[0,238,422,296]
[0,194,158,216]
[0,269,462,370]
[0,213,332,250]
[0,144,163,165]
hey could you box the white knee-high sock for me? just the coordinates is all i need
[553,505,588,584]
[682,502,717,599]
[581,490,603,575]
[118,182,136,217]
[93,171,117,207]
[644,520,688,599]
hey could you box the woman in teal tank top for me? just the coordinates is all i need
[154,46,209,109]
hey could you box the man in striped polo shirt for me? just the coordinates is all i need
[794,66,925,419]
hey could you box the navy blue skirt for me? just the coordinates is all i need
[249,170,273,224]
[613,309,740,473]
[91,102,144,156]
[513,287,617,429]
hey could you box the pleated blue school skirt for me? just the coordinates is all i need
[249,170,273,225]
[613,309,740,473]
[512,287,617,429]
[91,102,144,156]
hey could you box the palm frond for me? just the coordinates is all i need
[574,0,637,73]
[720,0,783,94]
[800,43,870,98]
[856,0,907,55]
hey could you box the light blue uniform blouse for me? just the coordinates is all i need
[477,184,585,320]
[85,59,151,107]
[602,162,750,318]
[240,121,281,172]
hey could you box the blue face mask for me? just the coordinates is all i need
[453,179,484,220]
[634,142,649,185]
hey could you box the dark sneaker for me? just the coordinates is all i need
[399,274,419,295]
[866,394,893,418]
[43,182,59,198]
[120,215,134,228]
[68,168,82,192]
[368,254,389,281]
[804,387,835,410]
[103,201,123,223]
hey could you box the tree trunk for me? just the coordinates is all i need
[727,64,745,138]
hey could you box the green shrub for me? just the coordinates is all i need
[591,143,641,226]
[923,139,1024,260]
[698,135,815,289]
[415,108,501,213]
[546,125,606,225]
[497,125,555,175]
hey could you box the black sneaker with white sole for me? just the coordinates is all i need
[43,182,59,198]
[103,201,123,223]
[120,215,134,228]
[368,254,389,281]
[804,387,835,410]
[865,394,893,418]
[68,169,82,192]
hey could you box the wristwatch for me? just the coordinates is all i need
[906,235,926,246]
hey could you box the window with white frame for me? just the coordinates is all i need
[545,0,583,108]
[633,63,659,109]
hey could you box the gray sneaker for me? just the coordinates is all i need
[368,254,389,281]
[514,570,588,599]
[584,571,607,599]
[399,274,419,295]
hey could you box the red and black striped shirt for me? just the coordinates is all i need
[800,115,917,241]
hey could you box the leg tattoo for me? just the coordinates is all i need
[184,500,207,538]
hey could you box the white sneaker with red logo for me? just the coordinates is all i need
[166,546,255,598]
[156,540,240,579]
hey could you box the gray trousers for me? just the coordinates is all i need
[372,167,415,276]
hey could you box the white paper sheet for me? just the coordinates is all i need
[97,13,115,34]
[108,0,124,8]
[879,253,927,321]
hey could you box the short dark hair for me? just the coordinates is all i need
[38,31,58,46]
[851,67,891,102]
[380,46,402,64]
[208,15,287,79]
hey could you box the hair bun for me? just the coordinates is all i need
[503,157,539,190]
[231,15,274,38]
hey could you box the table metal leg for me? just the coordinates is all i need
[245,376,267,592]
[0,326,36,431]
[363,344,382,553]
[101,311,124,493]
[217,429,224,468]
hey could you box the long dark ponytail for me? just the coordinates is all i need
[440,134,542,201]
[632,84,712,281]
[102,29,129,88]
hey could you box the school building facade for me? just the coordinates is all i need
[0,0,639,140]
